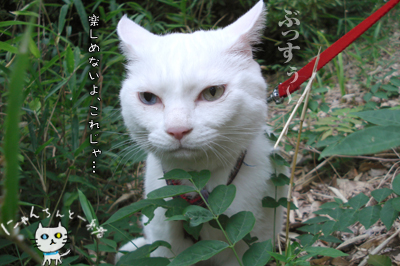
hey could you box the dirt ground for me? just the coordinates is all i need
[265,14,400,266]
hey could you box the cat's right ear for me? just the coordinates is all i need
[117,15,157,60]
[38,223,43,229]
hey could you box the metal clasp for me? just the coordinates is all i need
[266,85,284,104]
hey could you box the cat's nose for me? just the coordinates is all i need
[167,127,193,140]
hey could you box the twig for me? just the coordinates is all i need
[327,186,347,203]
[306,146,400,162]
[294,157,333,187]
[358,226,400,266]
[284,49,321,256]
[274,49,321,150]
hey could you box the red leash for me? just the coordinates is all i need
[267,0,400,104]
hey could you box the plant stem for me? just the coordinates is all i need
[194,182,244,266]
[273,185,277,252]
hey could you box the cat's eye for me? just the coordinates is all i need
[201,85,225,101]
[139,92,159,105]
[41,234,49,240]
[55,232,62,239]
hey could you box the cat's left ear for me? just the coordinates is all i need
[224,0,266,55]
[58,222,62,227]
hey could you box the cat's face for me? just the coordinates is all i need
[34,222,68,253]
[118,1,267,168]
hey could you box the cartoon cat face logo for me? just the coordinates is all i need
[33,222,70,266]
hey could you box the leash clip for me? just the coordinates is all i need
[267,85,284,104]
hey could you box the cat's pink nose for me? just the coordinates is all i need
[167,127,192,140]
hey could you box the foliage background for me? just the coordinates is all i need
[0,0,399,265]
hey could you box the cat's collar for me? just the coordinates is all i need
[165,150,247,207]
[44,251,59,256]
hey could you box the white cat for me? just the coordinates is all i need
[116,1,288,265]
[33,222,71,266]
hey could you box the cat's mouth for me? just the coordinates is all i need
[50,239,56,245]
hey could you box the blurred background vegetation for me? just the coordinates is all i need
[0,0,399,265]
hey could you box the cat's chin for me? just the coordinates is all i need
[166,147,200,159]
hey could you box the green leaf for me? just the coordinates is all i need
[390,77,400,87]
[2,17,33,232]
[142,204,159,225]
[391,197,400,212]
[320,126,400,158]
[0,41,19,54]
[78,189,98,227]
[168,240,229,266]
[28,38,40,58]
[208,184,236,215]
[392,174,400,195]
[242,239,273,266]
[381,84,398,92]
[0,255,18,266]
[348,193,369,210]
[208,214,230,230]
[183,205,213,227]
[270,153,290,166]
[298,223,322,235]
[103,199,165,225]
[118,241,171,263]
[225,211,256,244]
[164,198,190,217]
[321,220,336,235]
[271,173,290,187]
[371,188,393,203]
[352,109,400,126]
[58,4,69,34]
[277,197,298,210]
[189,170,211,190]
[374,91,388,99]
[262,196,279,208]
[296,234,318,247]
[319,235,342,243]
[119,257,170,266]
[314,207,342,220]
[380,198,399,230]
[165,215,188,222]
[266,251,287,263]
[319,202,339,209]
[359,205,381,229]
[367,255,392,266]
[72,0,89,34]
[147,185,196,199]
[320,102,330,113]
[302,216,331,224]
[161,169,192,180]
[304,246,348,258]
[35,137,54,154]
[66,46,74,74]
[183,221,202,240]
[371,82,381,93]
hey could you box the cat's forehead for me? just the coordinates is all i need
[125,30,236,93]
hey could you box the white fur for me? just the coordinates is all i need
[116,1,288,265]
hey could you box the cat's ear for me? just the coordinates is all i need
[58,222,62,227]
[224,0,266,56]
[38,223,43,229]
[117,15,157,60]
